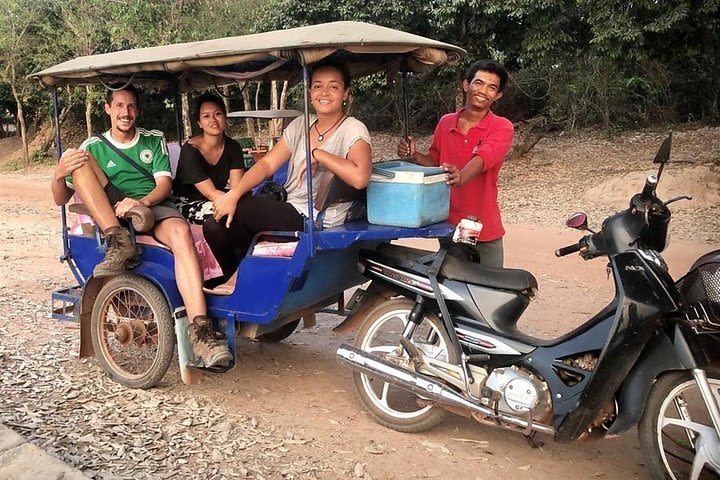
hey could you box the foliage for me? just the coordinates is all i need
[30,147,52,163]
[0,0,717,149]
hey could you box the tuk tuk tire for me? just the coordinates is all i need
[257,319,300,342]
[90,274,175,389]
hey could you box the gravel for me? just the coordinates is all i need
[0,289,356,480]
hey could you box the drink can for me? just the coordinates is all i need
[453,218,483,245]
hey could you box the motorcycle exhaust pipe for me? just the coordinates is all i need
[337,343,555,436]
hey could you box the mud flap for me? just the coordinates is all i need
[174,313,203,385]
[333,281,395,334]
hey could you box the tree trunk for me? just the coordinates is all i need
[181,93,192,140]
[47,108,71,154]
[10,81,29,163]
[279,80,288,109]
[270,80,280,137]
[221,85,230,114]
[241,85,254,138]
[455,81,464,111]
[85,86,93,138]
[254,82,262,133]
[276,80,289,139]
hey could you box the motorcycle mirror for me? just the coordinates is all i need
[652,132,672,188]
[653,132,672,164]
[565,212,589,230]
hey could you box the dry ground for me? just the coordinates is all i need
[0,126,718,479]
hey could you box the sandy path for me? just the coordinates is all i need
[0,168,716,479]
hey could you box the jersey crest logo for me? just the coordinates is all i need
[140,149,153,164]
[106,160,116,168]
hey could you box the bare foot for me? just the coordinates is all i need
[203,272,237,296]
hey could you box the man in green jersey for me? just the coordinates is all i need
[51,84,232,368]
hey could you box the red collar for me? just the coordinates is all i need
[448,108,494,133]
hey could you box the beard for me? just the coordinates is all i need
[115,117,136,132]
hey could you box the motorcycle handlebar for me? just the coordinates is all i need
[640,175,658,202]
[555,242,582,257]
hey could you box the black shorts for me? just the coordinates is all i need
[104,182,184,223]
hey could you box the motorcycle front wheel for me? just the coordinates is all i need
[639,371,720,480]
[352,298,458,433]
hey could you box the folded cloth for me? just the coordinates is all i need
[251,240,298,257]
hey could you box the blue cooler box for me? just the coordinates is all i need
[367,161,450,227]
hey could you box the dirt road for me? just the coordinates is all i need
[0,165,716,479]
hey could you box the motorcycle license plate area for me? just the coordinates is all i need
[367,161,450,228]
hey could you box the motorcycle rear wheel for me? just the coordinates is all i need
[352,298,458,433]
[638,371,720,480]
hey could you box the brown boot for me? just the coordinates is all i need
[93,226,141,278]
[124,205,155,232]
[189,315,233,368]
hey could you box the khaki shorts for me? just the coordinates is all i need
[104,182,184,223]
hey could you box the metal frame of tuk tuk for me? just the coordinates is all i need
[35,21,463,364]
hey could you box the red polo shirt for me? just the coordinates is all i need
[428,109,513,241]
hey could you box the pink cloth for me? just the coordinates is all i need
[251,240,298,257]
[189,224,223,280]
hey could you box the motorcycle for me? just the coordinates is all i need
[337,134,720,480]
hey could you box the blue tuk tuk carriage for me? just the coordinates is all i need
[31,21,463,388]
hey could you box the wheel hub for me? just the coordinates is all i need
[112,320,154,347]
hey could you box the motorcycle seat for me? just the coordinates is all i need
[365,244,538,293]
[439,254,538,292]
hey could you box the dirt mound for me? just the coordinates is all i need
[585,166,720,211]
[0,136,23,162]
[1,124,54,166]
[0,120,89,168]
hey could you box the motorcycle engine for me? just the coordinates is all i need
[484,367,550,420]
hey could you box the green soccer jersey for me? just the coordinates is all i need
[67,128,172,205]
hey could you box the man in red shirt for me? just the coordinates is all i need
[398,59,513,267]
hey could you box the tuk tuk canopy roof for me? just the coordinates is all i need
[30,21,464,91]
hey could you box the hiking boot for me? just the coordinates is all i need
[124,205,155,232]
[188,315,233,368]
[93,226,141,278]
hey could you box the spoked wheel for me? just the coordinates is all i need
[639,371,720,480]
[351,298,458,432]
[90,274,175,389]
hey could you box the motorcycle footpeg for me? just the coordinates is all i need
[467,354,490,364]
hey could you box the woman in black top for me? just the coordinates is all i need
[173,93,246,279]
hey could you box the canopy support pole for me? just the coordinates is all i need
[53,88,84,287]
[173,84,184,144]
[401,71,410,139]
[301,62,316,256]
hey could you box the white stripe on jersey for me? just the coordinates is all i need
[138,128,168,155]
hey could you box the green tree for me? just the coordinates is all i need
[54,0,114,137]
[0,0,46,163]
